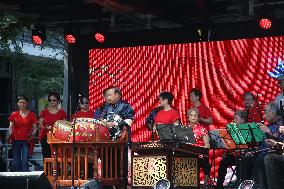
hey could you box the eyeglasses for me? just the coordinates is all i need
[80,102,89,105]
[48,98,58,102]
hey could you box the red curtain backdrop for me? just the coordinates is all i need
[89,36,284,142]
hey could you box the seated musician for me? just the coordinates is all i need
[95,86,134,188]
[154,91,180,125]
[96,86,134,141]
[71,95,93,120]
[186,108,211,186]
[264,126,284,189]
[240,102,284,189]
[216,110,246,189]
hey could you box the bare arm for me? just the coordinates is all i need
[202,134,210,149]
[38,117,44,130]
[174,119,180,125]
[31,123,38,136]
[8,121,14,138]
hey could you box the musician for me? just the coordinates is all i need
[274,75,284,109]
[241,102,283,189]
[186,108,211,186]
[244,92,262,123]
[8,95,37,171]
[189,88,213,131]
[154,91,180,125]
[215,110,246,188]
[71,96,93,120]
[38,92,67,159]
[264,126,284,189]
[97,86,134,188]
[97,86,134,135]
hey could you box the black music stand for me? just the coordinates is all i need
[156,124,177,143]
[209,129,237,185]
[156,124,196,144]
[156,124,196,188]
[209,129,236,149]
[209,130,226,149]
[176,126,196,144]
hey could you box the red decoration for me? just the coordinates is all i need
[32,35,43,45]
[94,33,105,43]
[65,34,76,44]
[89,36,283,142]
[88,36,284,180]
[259,18,272,29]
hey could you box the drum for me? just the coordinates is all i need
[93,119,122,141]
[97,124,109,142]
[53,120,72,141]
[73,118,98,142]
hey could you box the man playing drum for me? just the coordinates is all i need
[95,86,134,188]
[95,86,134,141]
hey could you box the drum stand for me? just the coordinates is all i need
[70,95,80,189]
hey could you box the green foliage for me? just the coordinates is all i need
[0,14,65,56]
[0,14,30,55]
[14,55,64,99]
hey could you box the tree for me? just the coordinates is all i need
[0,14,30,55]
[14,55,64,101]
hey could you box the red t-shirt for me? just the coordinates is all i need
[38,108,67,140]
[154,109,180,124]
[190,123,208,147]
[245,106,262,123]
[195,103,212,130]
[8,111,37,140]
[71,110,94,121]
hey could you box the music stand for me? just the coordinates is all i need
[238,122,265,143]
[209,129,237,149]
[226,123,246,145]
[156,124,196,144]
[156,124,195,188]
[176,126,195,144]
[156,124,177,142]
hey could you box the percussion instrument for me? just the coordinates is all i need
[93,119,122,141]
[73,118,97,142]
[52,118,126,142]
[53,120,72,141]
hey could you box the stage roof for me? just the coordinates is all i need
[1,0,284,39]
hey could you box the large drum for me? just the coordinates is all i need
[73,118,99,142]
[53,120,72,142]
[93,119,122,141]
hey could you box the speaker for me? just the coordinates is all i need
[57,179,101,189]
[0,171,52,189]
